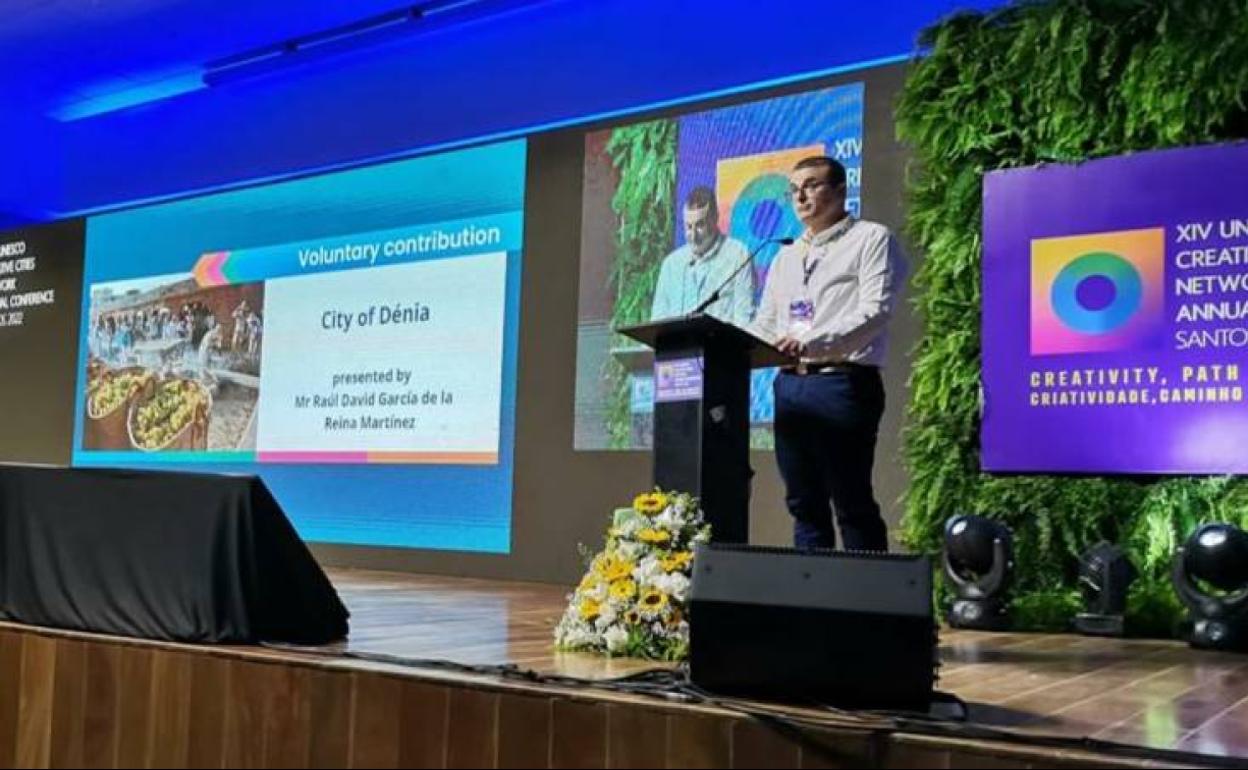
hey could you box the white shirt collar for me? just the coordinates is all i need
[803,216,856,248]
[688,233,726,264]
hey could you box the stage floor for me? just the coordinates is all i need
[319,569,1248,763]
[3,568,1246,767]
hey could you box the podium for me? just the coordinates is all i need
[618,314,792,542]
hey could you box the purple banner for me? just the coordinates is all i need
[982,142,1248,474]
[655,357,703,404]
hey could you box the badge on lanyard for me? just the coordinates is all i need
[787,247,819,336]
[788,298,815,336]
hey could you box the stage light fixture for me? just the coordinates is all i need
[202,5,423,87]
[1173,523,1248,652]
[943,514,1014,631]
[1074,542,1136,637]
[202,0,544,88]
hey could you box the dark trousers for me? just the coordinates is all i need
[773,368,887,551]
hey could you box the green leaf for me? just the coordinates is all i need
[897,0,1248,637]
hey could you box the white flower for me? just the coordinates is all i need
[654,508,681,531]
[604,625,629,653]
[595,605,619,630]
[655,572,691,602]
[616,540,644,562]
[616,515,644,537]
[633,557,665,588]
[557,623,598,649]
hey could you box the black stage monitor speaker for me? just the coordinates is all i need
[689,544,936,709]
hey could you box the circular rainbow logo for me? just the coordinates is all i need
[1050,251,1142,335]
[727,173,802,277]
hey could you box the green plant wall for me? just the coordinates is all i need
[603,120,678,448]
[896,0,1248,635]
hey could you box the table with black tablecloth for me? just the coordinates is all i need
[0,464,348,644]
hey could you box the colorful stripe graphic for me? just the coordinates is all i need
[193,250,232,287]
[257,451,499,465]
[189,212,522,288]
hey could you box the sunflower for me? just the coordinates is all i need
[609,579,637,602]
[578,572,600,592]
[596,555,635,582]
[660,551,693,572]
[638,528,672,545]
[624,609,641,626]
[634,492,669,515]
[639,589,669,615]
[579,597,602,621]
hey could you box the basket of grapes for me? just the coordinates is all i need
[84,367,155,450]
[127,378,212,452]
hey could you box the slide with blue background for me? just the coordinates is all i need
[73,140,527,552]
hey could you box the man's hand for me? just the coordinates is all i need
[776,336,805,357]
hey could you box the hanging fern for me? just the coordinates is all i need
[896,0,1248,634]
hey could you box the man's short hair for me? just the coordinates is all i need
[684,186,718,215]
[793,156,847,188]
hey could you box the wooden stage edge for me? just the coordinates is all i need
[0,569,1245,769]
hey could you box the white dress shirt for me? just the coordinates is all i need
[753,217,907,367]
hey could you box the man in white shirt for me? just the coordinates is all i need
[753,157,907,551]
[650,186,755,326]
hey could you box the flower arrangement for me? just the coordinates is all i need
[554,490,709,660]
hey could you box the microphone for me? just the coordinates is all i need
[688,237,794,317]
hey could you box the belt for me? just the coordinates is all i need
[782,361,877,376]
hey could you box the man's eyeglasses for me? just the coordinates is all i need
[785,180,840,200]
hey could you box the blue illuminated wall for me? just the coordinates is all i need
[0,0,1001,221]
[0,107,61,227]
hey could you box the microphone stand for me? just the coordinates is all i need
[688,237,793,317]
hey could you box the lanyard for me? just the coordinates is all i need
[687,236,725,304]
[801,252,820,289]
[799,217,856,290]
